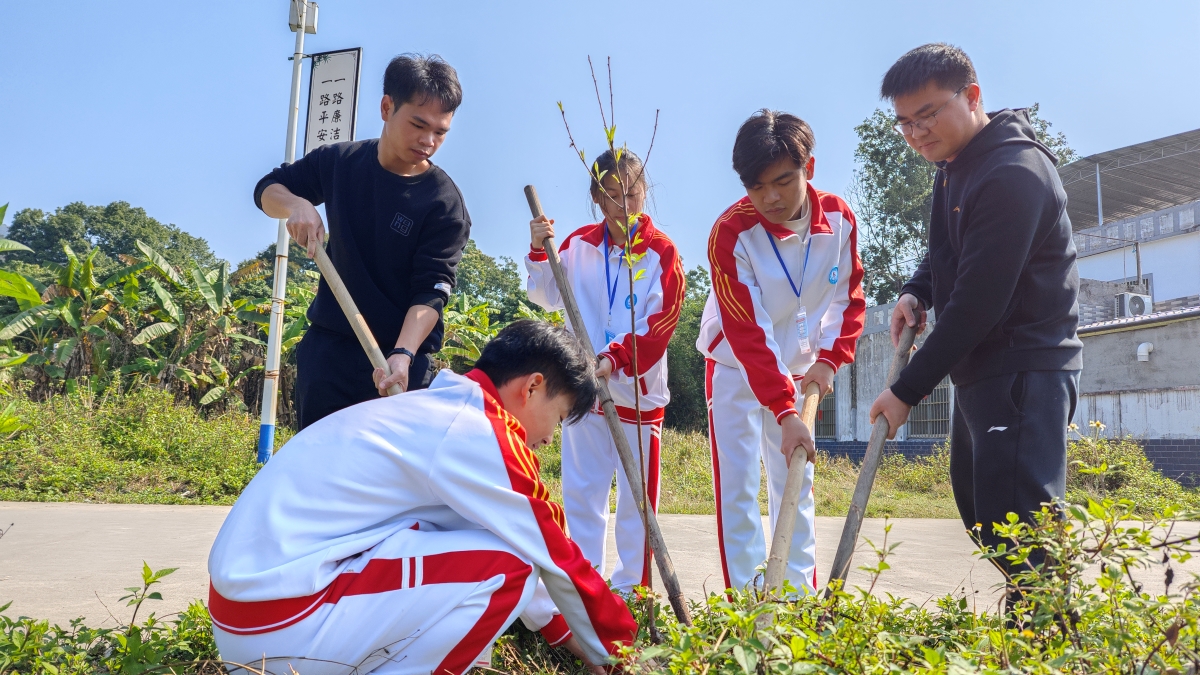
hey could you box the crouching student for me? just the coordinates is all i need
[207,321,635,675]
[698,110,865,595]
[525,149,685,593]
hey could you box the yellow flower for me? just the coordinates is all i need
[1021,629,1035,638]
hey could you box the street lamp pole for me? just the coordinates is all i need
[257,0,312,462]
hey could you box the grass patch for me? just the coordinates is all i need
[534,429,1200,519]
[0,388,291,505]
[533,429,960,518]
[817,448,961,518]
[2,392,1195,519]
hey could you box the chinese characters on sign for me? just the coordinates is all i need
[303,48,362,155]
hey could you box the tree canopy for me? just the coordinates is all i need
[7,201,218,274]
[454,240,528,322]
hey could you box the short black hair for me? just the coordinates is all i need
[383,53,462,114]
[731,110,815,188]
[474,320,597,424]
[880,43,977,101]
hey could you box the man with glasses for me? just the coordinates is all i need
[867,44,1082,598]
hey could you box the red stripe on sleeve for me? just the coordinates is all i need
[465,370,637,656]
[707,199,797,418]
[815,194,866,370]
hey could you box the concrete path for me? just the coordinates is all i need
[1,502,1194,627]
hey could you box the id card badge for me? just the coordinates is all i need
[604,329,617,344]
[795,306,811,354]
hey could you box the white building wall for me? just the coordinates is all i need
[1072,388,1200,439]
[835,364,855,441]
[1076,230,1200,301]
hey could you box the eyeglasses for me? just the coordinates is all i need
[892,85,969,137]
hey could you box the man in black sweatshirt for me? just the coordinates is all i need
[868,44,1082,572]
[256,54,471,429]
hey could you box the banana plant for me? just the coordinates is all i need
[439,294,500,366]
[0,244,147,382]
[0,400,27,439]
[237,269,317,359]
[197,355,262,410]
[514,299,564,326]
[127,241,264,387]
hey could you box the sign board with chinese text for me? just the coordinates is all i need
[303,48,362,155]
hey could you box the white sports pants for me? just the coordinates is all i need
[211,527,542,675]
[705,359,817,594]
[561,410,661,593]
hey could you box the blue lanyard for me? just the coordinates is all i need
[603,222,638,313]
[767,232,812,299]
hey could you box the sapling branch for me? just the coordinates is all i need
[562,57,667,626]
[587,56,609,134]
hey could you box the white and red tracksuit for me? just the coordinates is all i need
[697,185,865,594]
[207,369,636,675]
[525,214,684,593]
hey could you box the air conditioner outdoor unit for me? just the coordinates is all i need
[1116,292,1152,318]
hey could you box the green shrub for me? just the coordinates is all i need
[3,387,1195,522]
[3,462,1198,673]
[1066,422,1200,514]
[0,563,219,674]
[599,496,1200,675]
[0,387,288,504]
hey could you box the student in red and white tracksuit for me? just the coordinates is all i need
[208,321,635,674]
[698,110,865,595]
[525,149,684,593]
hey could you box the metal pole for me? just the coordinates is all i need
[1095,162,1104,227]
[257,0,309,463]
[1134,242,1142,290]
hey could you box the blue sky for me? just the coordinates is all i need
[3,1,1198,273]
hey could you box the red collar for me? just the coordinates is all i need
[580,213,657,255]
[755,184,832,240]
[464,369,528,442]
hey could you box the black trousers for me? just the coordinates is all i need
[949,369,1080,571]
[295,325,435,430]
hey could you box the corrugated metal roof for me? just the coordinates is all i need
[1078,306,1200,335]
[1058,128,1200,231]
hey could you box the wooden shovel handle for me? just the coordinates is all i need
[825,323,917,591]
[312,246,403,397]
[763,382,822,594]
[524,184,692,626]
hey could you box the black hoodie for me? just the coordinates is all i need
[891,109,1082,406]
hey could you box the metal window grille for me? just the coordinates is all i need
[908,377,951,438]
[815,383,837,439]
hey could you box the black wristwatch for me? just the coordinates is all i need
[387,347,416,362]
